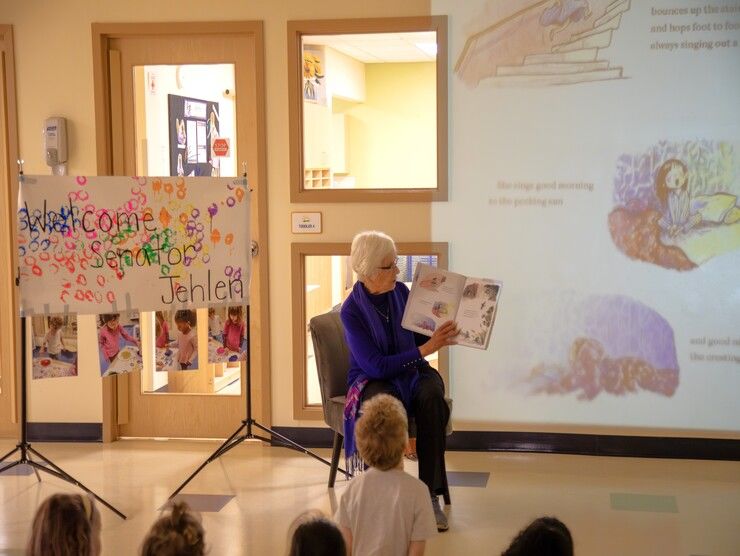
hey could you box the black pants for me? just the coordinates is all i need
[360,366,449,496]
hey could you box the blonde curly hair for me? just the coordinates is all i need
[140,501,205,556]
[356,394,408,471]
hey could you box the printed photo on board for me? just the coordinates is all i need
[208,305,247,365]
[98,313,142,376]
[32,314,78,380]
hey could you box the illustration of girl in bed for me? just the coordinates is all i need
[656,158,740,238]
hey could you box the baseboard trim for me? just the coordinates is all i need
[27,422,103,442]
[271,427,740,461]
[272,426,336,449]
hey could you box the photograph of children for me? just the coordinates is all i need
[98,313,141,376]
[208,305,247,364]
[31,314,78,379]
[154,310,176,372]
[172,309,198,371]
[208,307,224,341]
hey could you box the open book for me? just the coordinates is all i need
[401,264,502,350]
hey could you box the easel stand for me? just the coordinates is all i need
[169,306,347,499]
[0,312,127,519]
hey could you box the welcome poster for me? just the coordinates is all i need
[17,176,250,316]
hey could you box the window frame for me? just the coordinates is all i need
[287,16,448,203]
[291,241,449,420]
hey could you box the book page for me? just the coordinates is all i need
[455,278,503,349]
[401,264,467,337]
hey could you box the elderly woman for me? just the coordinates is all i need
[341,230,458,531]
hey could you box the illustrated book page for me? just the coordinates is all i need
[402,263,503,349]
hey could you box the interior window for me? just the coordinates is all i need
[289,18,448,202]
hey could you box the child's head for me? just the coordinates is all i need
[100,313,120,330]
[501,516,573,556]
[228,306,243,323]
[174,310,196,333]
[140,501,205,556]
[355,394,408,471]
[208,308,215,317]
[287,509,346,556]
[27,493,101,556]
[48,316,64,330]
[655,158,689,207]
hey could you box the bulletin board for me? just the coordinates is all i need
[168,94,220,177]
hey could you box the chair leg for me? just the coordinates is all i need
[328,432,343,488]
[442,459,451,505]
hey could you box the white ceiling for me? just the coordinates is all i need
[303,32,437,63]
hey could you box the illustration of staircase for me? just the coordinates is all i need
[486,0,631,87]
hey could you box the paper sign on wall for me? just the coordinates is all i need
[17,175,250,316]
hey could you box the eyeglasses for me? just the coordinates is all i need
[377,257,399,271]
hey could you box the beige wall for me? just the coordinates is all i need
[0,0,432,426]
[345,62,437,188]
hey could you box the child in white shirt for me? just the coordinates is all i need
[336,394,437,556]
[43,316,65,358]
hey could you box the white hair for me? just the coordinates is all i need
[350,231,396,282]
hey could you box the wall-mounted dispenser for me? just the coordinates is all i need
[43,117,67,175]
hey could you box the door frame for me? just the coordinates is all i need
[91,22,271,439]
[0,24,19,437]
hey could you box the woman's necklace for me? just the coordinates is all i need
[372,305,390,323]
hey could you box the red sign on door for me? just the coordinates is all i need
[212,138,230,157]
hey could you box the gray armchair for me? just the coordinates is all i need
[309,310,452,504]
[309,310,349,488]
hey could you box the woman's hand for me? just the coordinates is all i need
[419,320,459,357]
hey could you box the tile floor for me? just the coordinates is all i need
[1,438,738,555]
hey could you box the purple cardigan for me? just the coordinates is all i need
[340,281,427,464]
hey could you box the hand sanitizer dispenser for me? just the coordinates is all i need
[43,117,68,171]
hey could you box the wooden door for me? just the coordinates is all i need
[93,23,270,439]
[0,25,19,438]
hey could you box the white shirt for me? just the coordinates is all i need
[209,315,223,336]
[45,328,63,355]
[336,467,437,556]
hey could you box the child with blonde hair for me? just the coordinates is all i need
[336,394,437,555]
[43,316,66,358]
[207,308,223,340]
[140,501,206,556]
[173,310,197,370]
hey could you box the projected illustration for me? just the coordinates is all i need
[455,0,630,87]
[524,294,679,399]
[609,140,740,270]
